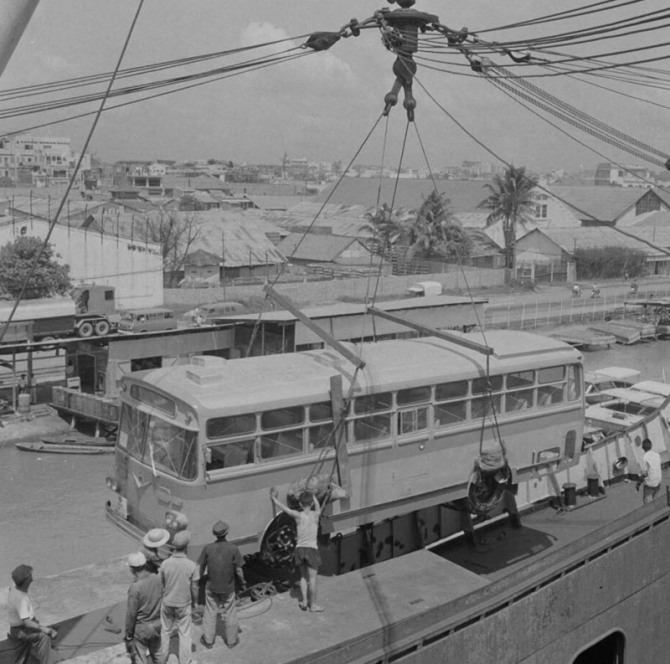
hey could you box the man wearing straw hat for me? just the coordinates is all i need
[142,528,170,573]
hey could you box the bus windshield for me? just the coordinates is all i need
[118,404,198,480]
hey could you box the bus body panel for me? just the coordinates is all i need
[107,331,585,555]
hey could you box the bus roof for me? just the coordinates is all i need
[132,331,581,417]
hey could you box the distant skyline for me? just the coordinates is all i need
[1,1,668,174]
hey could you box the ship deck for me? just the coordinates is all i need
[2,474,668,664]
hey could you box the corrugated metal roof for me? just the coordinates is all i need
[8,196,106,220]
[537,226,669,257]
[548,186,647,222]
[175,209,286,267]
[277,232,360,262]
[220,294,487,322]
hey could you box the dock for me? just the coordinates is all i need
[2,475,669,664]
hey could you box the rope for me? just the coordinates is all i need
[243,112,385,359]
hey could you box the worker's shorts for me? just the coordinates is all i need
[294,546,321,570]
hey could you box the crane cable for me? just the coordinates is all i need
[0,0,146,344]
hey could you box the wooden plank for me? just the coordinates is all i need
[366,306,493,356]
[264,286,365,369]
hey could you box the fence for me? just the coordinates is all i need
[483,286,670,331]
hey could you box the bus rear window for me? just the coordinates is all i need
[207,414,256,439]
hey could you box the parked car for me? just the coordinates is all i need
[117,308,178,334]
[191,301,246,326]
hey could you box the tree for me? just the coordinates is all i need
[144,211,203,287]
[362,203,403,257]
[407,191,471,260]
[485,165,538,272]
[179,194,206,211]
[0,236,71,299]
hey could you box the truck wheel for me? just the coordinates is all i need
[94,320,111,336]
[40,336,57,350]
[78,321,94,338]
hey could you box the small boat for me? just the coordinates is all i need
[589,323,641,344]
[40,436,115,447]
[16,442,114,455]
[605,318,657,340]
[550,326,615,351]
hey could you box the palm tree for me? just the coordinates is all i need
[408,191,471,260]
[361,203,403,257]
[485,165,538,273]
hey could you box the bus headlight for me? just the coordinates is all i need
[165,510,188,531]
[106,476,118,492]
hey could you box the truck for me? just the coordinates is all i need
[0,284,117,344]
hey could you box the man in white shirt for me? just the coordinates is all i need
[6,564,58,664]
[639,438,662,504]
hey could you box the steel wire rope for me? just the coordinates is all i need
[0,50,311,140]
[0,0,146,344]
[412,120,488,338]
[369,119,411,310]
[476,6,670,50]
[411,115,507,482]
[0,47,305,120]
[242,112,386,360]
[411,72,612,227]
[490,64,670,161]
[485,70,668,167]
[359,114,391,345]
[413,70,670,266]
[0,35,307,102]
[483,71,665,190]
[475,0,643,34]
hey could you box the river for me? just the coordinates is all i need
[0,446,131,583]
[1,337,669,584]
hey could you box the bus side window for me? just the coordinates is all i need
[207,439,254,470]
[260,429,304,460]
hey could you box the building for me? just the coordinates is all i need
[593,162,655,187]
[0,217,164,308]
[0,135,90,187]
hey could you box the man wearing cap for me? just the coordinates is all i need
[197,521,246,649]
[6,564,58,664]
[125,552,162,664]
[141,528,170,573]
[158,530,198,664]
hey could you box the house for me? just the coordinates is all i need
[547,186,670,227]
[179,210,287,286]
[0,217,163,307]
[277,232,375,266]
[516,227,670,280]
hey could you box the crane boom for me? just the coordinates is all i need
[0,0,41,77]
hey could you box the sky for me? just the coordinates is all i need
[2,0,669,174]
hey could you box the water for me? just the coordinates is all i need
[0,338,669,584]
[0,447,132,583]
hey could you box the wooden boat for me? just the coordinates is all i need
[589,322,641,344]
[16,442,114,455]
[550,326,615,350]
[605,318,657,339]
[40,436,115,447]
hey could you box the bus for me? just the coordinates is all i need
[105,330,584,572]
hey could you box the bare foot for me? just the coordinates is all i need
[310,604,324,612]
[298,602,308,611]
